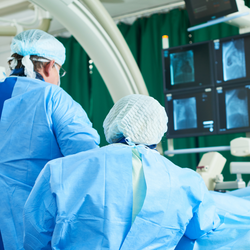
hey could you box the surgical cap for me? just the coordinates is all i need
[103,94,168,145]
[11,29,65,66]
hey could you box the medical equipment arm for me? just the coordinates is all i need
[214,138,250,191]
[196,152,226,190]
[23,164,56,250]
[51,88,100,156]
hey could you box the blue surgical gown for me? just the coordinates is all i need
[175,189,250,250]
[230,186,250,201]
[23,143,219,250]
[0,76,100,250]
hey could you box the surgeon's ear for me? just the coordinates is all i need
[43,60,55,77]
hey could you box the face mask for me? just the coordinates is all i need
[54,64,61,87]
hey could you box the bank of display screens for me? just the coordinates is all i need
[214,34,250,85]
[217,84,250,134]
[185,0,238,26]
[165,89,216,138]
[162,41,214,91]
[163,32,250,138]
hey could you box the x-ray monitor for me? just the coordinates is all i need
[162,41,214,91]
[214,33,250,85]
[217,84,250,134]
[185,0,238,26]
[165,88,216,138]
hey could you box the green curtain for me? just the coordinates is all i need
[245,0,250,7]
[89,65,113,146]
[58,36,92,115]
[57,8,250,183]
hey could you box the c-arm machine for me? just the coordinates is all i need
[28,0,149,103]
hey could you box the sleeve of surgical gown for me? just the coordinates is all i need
[23,164,56,250]
[51,88,100,156]
[184,173,220,240]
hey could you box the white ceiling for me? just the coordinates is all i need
[0,0,183,16]
[102,0,182,17]
[0,0,183,64]
[0,0,184,27]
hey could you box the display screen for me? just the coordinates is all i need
[162,41,214,91]
[185,0,238,26]
[217,84,250,134]
[214,33,250,85]
[165,88,216,138]
[162,32,250,138]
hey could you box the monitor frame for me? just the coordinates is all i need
[162,40,215,93]
[216,82,250,135]
[165,87,217,139]
[213,32,250,87]
[185,0,238,26]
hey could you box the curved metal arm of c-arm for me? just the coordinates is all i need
[29,0,149,103]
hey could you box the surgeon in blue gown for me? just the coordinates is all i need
[0,29,100,250]
[23,94,221,250]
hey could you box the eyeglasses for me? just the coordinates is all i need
[32,58,67,78]
[59,66,66,78]
[54,63,66,78]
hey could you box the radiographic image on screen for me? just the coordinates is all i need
[225,89,249,129]
[170,50,195,85]
[222,38,246,81]
[173,97,197,131]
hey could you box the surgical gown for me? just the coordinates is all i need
[23,143,219,250]
[0,76,100,250]
[175,189,250,250]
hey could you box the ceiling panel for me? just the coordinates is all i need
[102,0,181,17]
[0,0,30,17]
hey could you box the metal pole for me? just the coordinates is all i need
[164,146,231,155]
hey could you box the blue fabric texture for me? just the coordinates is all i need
[229,186,250,201]
[0,77,16,120]
[10,67,44,81]
[0,76,100,250]
[0,232,3,250]
[118,137,157,149]
[175,190,250,250]
[24,144,219,250]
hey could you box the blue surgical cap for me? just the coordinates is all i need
[11,29,66,66]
